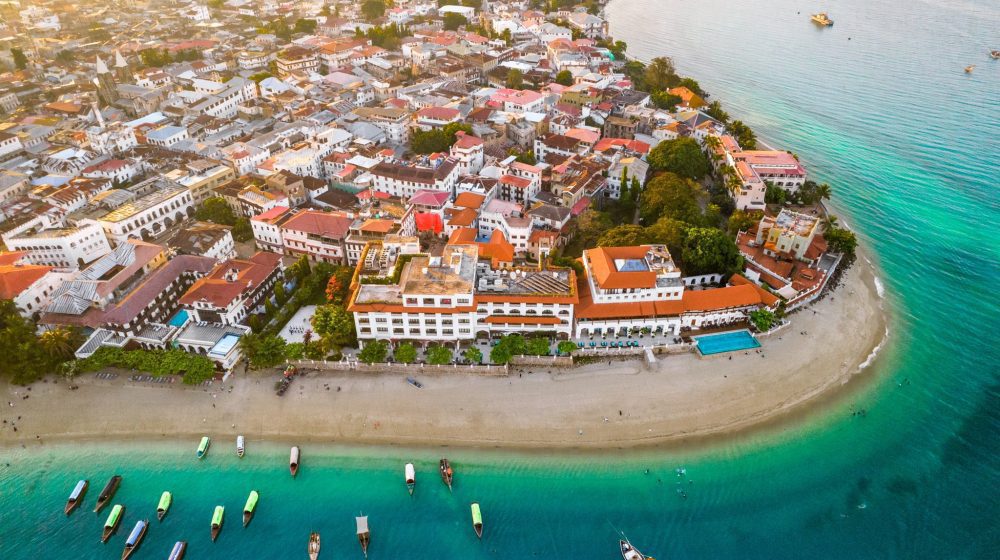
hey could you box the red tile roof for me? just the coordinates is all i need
[179,252,282,308]
[0,263,52,299]
[282,210,353,238]
[585,246,657,290]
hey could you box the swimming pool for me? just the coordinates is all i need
[168,310,189,328]
[695,329,761,355]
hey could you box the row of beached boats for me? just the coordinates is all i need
[195,435,245,460]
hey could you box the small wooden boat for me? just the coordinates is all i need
[121,519,148,560]
[210,505,224,542]
[404,463,415,495]
[65,479,88,515]
[236,435,245,458]
[157,491,172,521]
[356,516,370,558]
[308,532,321,560]
[94,475,122,513]
[439,458,453,491]
[197,436,211,459]
[243,490,259,527]
[991,50,1000,60]
[290,446,300,477]
[167,541,187,560]
[965,65,975,73]
[810,12,833,26]
[620,539,654,560]
[406,376,423,388]
[471,502,483,539]
[101,504,124,543]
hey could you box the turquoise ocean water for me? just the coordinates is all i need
[3,0,999,557]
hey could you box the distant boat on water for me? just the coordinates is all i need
[120,519,148,560]
[167,541,187,560]
[65,479,88,515]
[210,505,224,542]
[965,65,975,73]
[197,436,211,459]
[308,532,321,560]
[405,463,415,495]
[94,475,121,513]
[439,458,453,491]
[811,12,834,26]
[101,504,124,543]
[290,446,300,477]
[157,491,172,521]
[243,490,259,527]
[236,435,245,458]
[356,515,370,558]
[990,49,999,60]
[620,539,655,560]
[471,502,483,539]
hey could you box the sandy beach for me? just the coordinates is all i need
[0,259,889,450]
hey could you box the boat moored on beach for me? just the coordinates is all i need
[290,446,300,477]
[197,436,211,459]
[237,435,245,458]
[439,459,453,491]
[121,519,148,560]
[356,516,370,557]
[471,502,483,539]
[243,490,259,527]
[65,479,88,515]
[94,475,122,513]
[405,463,415,495]
[308,532,321,560]
[620,539,654,560]
[157,491,172,521]
[167,541,187,560]
[101,504,124,543]
[210,505,224,541]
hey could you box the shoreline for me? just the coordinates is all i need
[0,255,891,452]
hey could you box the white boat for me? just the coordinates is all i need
[404,463,415,495]
[236,435,245,458]
[620,539,654,560]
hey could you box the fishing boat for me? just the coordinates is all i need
[405,463,415,495]
[406,376,423,388]
[439,458,453,491]
[167,541,187,560]
[308,532,321,560]
[65,479,88,515]
[236,435,245,458]
[197,436,211,459]
[94,475,122,513]
[290,446,300,477]
[157,491,172,521]
[101,504,124,543]
[991,50,1000,60]
[121,519,148,560]
[965,65,975,73]
[243,490,259,527]
[620,539,655,560]
[210,505,224,542]
[471,502,483,538]
[356,516,370,558]
[810,12,833,26]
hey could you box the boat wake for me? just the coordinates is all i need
[858,326,889,371]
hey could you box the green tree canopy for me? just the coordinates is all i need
[505,68,524,89]
[598,224,647,247]
[824,227,858,256]
[358,340,388,364]
[463,346,483,364]
[705,100,730,124]
[311,304,356,347]
[239,333,288,369]
[680,227,744,276]
[640,172,706,225]
[394,342,417,364]
[557,340,577,355]
[727,210,763,236]
[643,56,679,91]
[644,216,687,253]
[648,137,711,180]
[361,0,387,20]
[526,337,550,356]
[10,48,27,70]
[139,48,172,68]
[650,91,682,111]
[426,344,453,365]
[442,12,468,30]
[554,70,574,86]
[232,218,252,242]
[728,120,758,149]
[749,309,777,332]
[410,122,473,154]
[490,334,527,364]
[294,18,318,34]
[194,196,237,226]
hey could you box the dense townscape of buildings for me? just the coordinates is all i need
[0,0,841,372]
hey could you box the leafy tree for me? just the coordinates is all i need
[443,12,467,30]
[680,227,744,276]
[749,309,777,332]
[426,344,453,365]
[55,50,75,64]
[274,282,288,306]
[678,77,706,96]
[361,0,387,20]
[39,328,82,359]
[643,56,678,91]
[463,346,483,364]
[139,48,172,68]
[195,198,235,226]
[505,68,524,89]
[10,48,27,70]
[598,224,647,247]
[644,217,687,253]
[557,340,577,355]
[490,334,526,364]
[249,71,273,83]
[797,180,832,205]
[651,91,682,111]
[510,149,537,165]
[358,340,388,364]
[824,227,858,256]
[395,342,417,364]
[410,122,473,154]
[0,302,70,384]
[259,18,293,41]
[294,18,318,34]
[647,137,711,180]
[727,210,763,235]
[622,60,647,90]
[629,176,642,205]
[173,49,202,62]
[705,100,730,124]
[728,120,758,149]
[284,342,305,360]
[554,69,573,86]
[526,337,550,356]
[232,218,252,242]
[324,267,353,304]
[311,304,355,346]
[765,182,788,205]
[565,209,614,256]
[639,173,705,225]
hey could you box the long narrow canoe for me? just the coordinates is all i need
[356,516,370,558]
[65,479,88,515]
[243,490,259,527]
[308,532,320,560]
[167,541,187,560]
[94,475,122,513]
[405,463,415,496]
[101,504,124,543]
[471,502,483,539]
[157,491,172,521]
[121,519,148,560]
[197,436,211,459]
[210,505,224,542]
[236,435,245,458]
[290,446,300,477]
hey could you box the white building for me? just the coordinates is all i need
[95,179,195,244]
[4,222,112,269]
[86,122,139,155]
[369,159,459,200]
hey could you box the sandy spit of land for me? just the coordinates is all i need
[0,258,889,451]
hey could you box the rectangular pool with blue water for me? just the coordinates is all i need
[695,329,761,355]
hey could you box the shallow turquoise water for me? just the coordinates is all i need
[3,0,1000,557]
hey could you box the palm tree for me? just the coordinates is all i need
[816,183,832,200]
[39,328,75,359]
[824,214,839,229]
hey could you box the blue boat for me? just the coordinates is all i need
[64,479,88,515]
[121,519,148,560]
[167,541,187,560]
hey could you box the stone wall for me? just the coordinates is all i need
[289,359,509,376]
